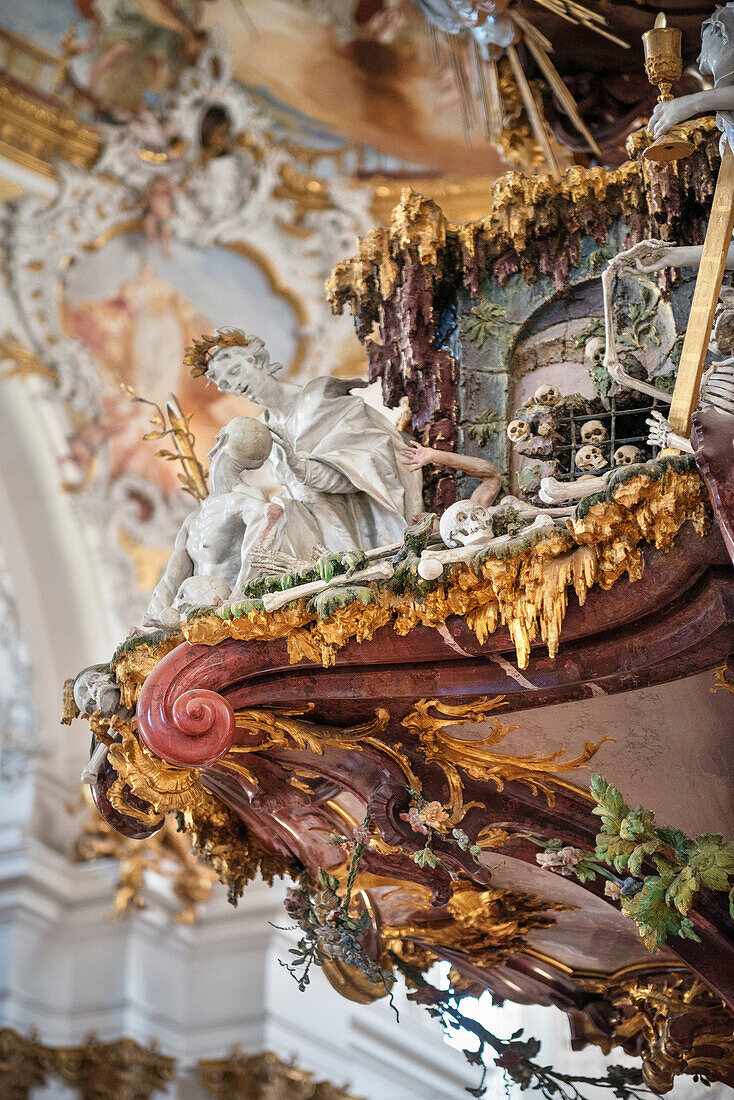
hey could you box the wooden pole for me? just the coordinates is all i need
[507,44,561,179]
[667,143,734,440]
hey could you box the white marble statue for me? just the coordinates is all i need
[192,331,423,554]
[650,3,734,155]
[144,416,279,626]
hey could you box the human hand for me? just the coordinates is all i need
[649,98,691,141]
[269,426,307,480]
[400,440,435,471]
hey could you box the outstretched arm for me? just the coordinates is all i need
[144,515,194,622]
[650,87,734,142]
[401,440,499,479]
[401,441,502,506]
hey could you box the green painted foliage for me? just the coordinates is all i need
[464,300,507,349]
[468,408,504,447]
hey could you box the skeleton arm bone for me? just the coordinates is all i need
[539,473,611,504]
[261,561,394,613]
[645,411,694,454]
[601,260,673,403]
[602,241,734,402]
[633,243,734,273]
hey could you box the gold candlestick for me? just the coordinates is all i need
[642,12,694,163]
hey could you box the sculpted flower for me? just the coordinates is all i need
[536,846,583,876]
[400,806,429,835]
[352,824,372,846]
[605,879,622,901]
[536,850,563,870]
[420,801,450,830]
[558,846,582,875]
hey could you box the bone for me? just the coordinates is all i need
[81,741,109,787]
[261,561,395,613]
[539,473,611,504]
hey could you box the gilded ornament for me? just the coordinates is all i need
[199,1049,363,1100]
[402,697,610,817]
[178,789,299,903]
[231,706,423,792]
[584,975,734,1094]
[182,466,710,671]
[112,633,183,710]
[94,715,203,825]
[384,882,571,973]
[75,799,217,923]
[52,1036,175,1100]
[711,664,734,695]
[0,1028,54,1099]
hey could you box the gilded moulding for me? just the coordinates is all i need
[0,83,98,179]
[198,1049,363,1100]
[0,1028,357,1100]
[178,464,711,674]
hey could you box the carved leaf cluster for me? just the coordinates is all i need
[591,774,734,952]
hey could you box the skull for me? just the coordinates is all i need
[580,419,608,444]
[534,384,562,407]
[575,445,608,472]
[584,336,605,363]
[439,500,494,548]
[507,418,531,443]
[73,665,124,718]
[614,445,645,466]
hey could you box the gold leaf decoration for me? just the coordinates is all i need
[402,697,611,815]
